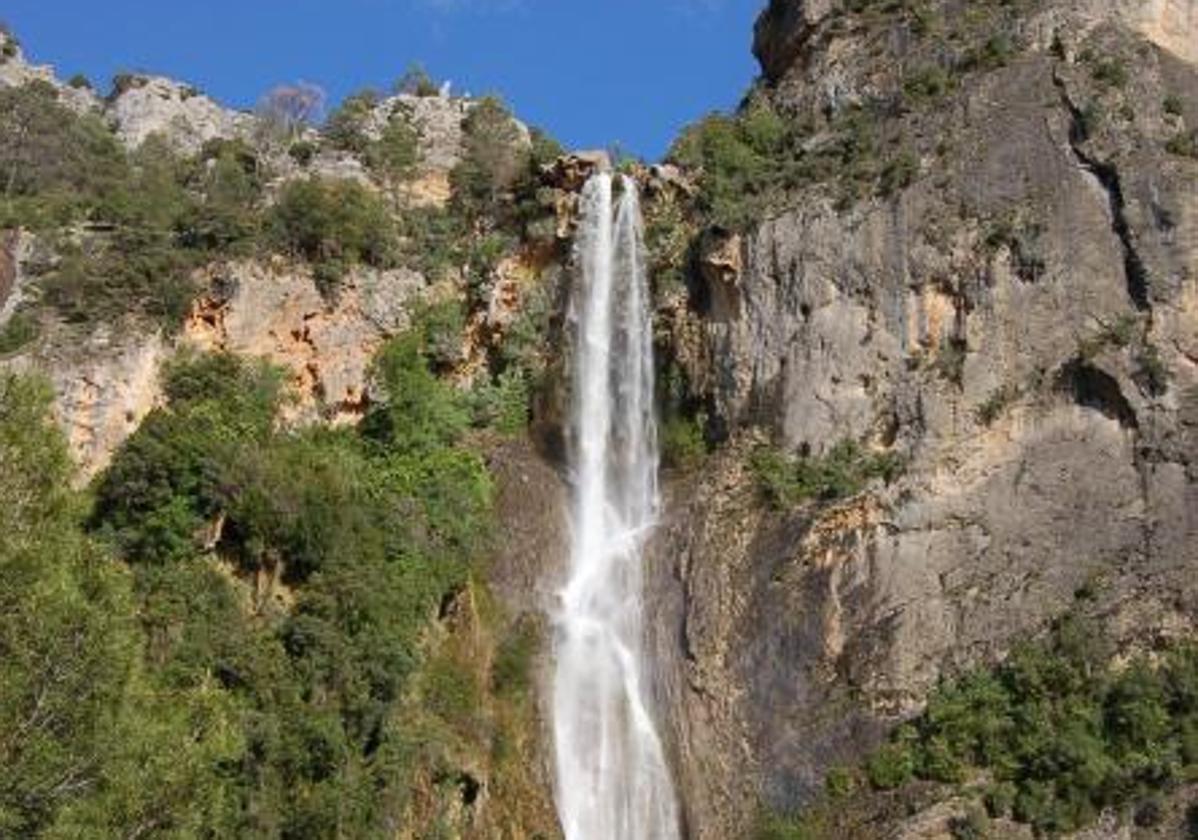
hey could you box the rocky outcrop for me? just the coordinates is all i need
[183,259,424,424]
[4,325,169,479]
[0,32,99,113]
[652,0,1198,836]
[106,74,255,153]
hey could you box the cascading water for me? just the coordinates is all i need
[551,171,681,840]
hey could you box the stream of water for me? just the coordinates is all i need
[550,171,681,840]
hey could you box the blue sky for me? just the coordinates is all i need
[2,0,764,160]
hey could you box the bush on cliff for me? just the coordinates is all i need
[268,176,399,298]
[861,616,1198,834]
[750,439,904,508]
[76,323,500,835]
[450,96,526,221]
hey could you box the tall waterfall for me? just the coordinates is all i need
[551,172,681,840]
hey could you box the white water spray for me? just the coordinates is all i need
[551,172,681,840]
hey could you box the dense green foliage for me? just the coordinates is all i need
[862,618,1198,834]
[269,176,399,299]
[0,315,517,835]
[0,84,267,327]
[750,439,904,508]
[0,375,245,837]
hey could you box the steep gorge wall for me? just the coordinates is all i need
[651,0,1198,836]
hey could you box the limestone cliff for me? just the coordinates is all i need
[650,0,1198,836]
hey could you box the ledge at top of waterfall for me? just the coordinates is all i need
[549,172,681,840]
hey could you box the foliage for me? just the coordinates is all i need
[750,439,904,508]
[903,63,953,102]
[0,90,268,329]
[323,87,380,154]
[934,336,967,386]
[755,810,826,840]
[0,310,38,356]
[1090,58,1129,88]
[91,351,282,564]
[451,96,526,221]
[668,99,790,230]
[491,615,540,698]
[73,323,501,835]
[269,176,398,298]
[661,413,708,470]
[860,616,1198,834]
[395,63,440,97]
[1133,343,1170,396]
[366,107,420,183]
[470,368,532,435]
[1166,129,1198,159]
[0,80,126,221]
[0,374,245,837]
[1078,313,1137,360]
[975,383,1022,426]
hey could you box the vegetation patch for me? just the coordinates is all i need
[750,438,904,509]
[861,617,1198,834]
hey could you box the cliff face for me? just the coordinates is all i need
[653,0,1198,835]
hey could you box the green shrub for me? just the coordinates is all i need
[450,96,526,220]
[1166,130,1198,159]
[361,331,472,454]
[756,811,824,840]
[67,73,92,89]
[1091,59,1129,88]
[669,102,787,230]
[750,439,904,508]
[491,615,540,698]
[935,336,967,386]
[878,148,918,196]
[269,176,398,298]
[1134,343,1170,395]
[395,63,440,97]
[1078,101,1104,140]
[79,331,499,834]
[324,88,380,153]
[365,108,420,182]
[1163,94,1184,117]
[903,64,952,101]
[1078,313,1138,359]
[289,140,316,166]
[470,368,531,435]
[975,383,1021,426]
[0,80,126,208]
[824,766,857,799]
[0,311,38,356]
[867,739,917,789]
[948,806,990,840]
[661,413,707,469]
[91,352,282,564]
[399,204,470,281]
[856,616,1198,835]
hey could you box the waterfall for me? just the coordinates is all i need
[551,172,681,840]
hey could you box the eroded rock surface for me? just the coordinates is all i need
[654,0,1198,836]
[107,74,255,153]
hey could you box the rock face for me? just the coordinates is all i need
[107,74,255,153]
[0,32,99,113]
[4,324,169,479]
[183,260,424,425]
[652,0,1198,836]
